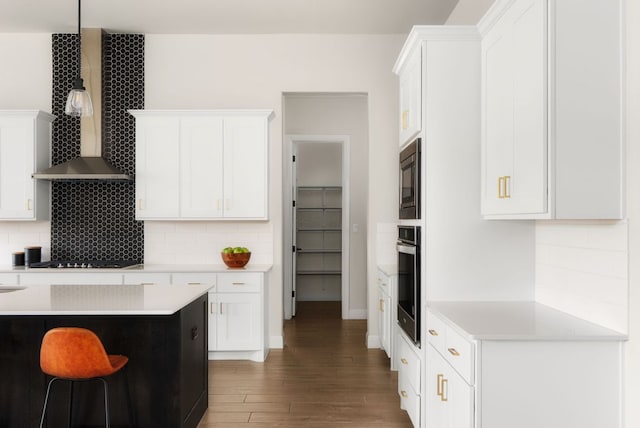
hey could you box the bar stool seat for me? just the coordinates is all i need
[39,327,131,427]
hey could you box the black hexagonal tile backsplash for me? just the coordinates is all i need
[51,33,144,262]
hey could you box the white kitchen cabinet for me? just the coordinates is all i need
[19,272,124,285]
[396,331,421,427]
[426,345,473,428]
[397,46,421,147]
[0,110,54,221]
[123,272,171,285]
[426,303,625,428]
[377,268,396,359]
[189,271,267,362]
[479,0,623,219]
[130,110,272,220]
[0,273,18,285]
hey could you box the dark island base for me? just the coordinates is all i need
[0,295,208,428]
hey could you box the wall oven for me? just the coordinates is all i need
[397,225,420,346]
[399,138,420,219]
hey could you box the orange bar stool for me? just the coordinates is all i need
[38,327,131,427]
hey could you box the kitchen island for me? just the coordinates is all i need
[0,283,210,428]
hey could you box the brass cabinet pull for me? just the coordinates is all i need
[401,110,409,130]
[26,199,32,210]
[210,302,215,314]
[220,303,223,314]
[379,299,384,312]
[441,379,448,401]
[448,347,460,356]
[504,175,511,198]
[437,374,448,401]
[187,282,202,285]
[498,176,512,199]
[232,282,246,286]
[400,390,408,398]
[428,329,438,336]
[401,358,408,365]
[137,199,143,210]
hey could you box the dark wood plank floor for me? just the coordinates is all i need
[198,301,412,427]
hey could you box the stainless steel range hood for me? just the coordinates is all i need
[33,29,131,181]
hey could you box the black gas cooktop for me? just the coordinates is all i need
[28,260,141,269]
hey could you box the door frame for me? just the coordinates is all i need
[283,134,351,320]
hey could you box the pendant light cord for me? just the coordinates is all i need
[77,0,82,81]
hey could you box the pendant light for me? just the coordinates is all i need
[64,0,93,117]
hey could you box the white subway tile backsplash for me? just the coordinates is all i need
[144,221,274,265]
[535,221,628,334]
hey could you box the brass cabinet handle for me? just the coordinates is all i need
[401,358,408,365]
[498,176,504,198]
[26,199,32,210]
[232,282,246,285]
[448,348,460,357]
[220,303,223,314]
[504,175,511,198]
[137,199,143,210]
[379,299,384,312]
[428,329,438,336]
[437,373,444,397]
[210,302,215,314]
[441,379,448,401]
[401,110,409,130]
[187,282,202,285]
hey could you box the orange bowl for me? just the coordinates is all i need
[221,252,251,268]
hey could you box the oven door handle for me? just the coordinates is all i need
[397,243,416,255]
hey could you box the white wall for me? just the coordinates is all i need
[0,34,52,265]
[144,34,403,344]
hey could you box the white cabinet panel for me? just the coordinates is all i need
[134,116,180,218]
[398,47,422,147]
[0,273,19,285]
[0,111,53,221]
[180,116,224,218]
[223,116,268,219]
[19,272,123,285]
[123,272,171,285]
[216,292,261,351]
[480,0,623,219]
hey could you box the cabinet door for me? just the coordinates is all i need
[216,293,261,350]
[0,116,35,219]
[399,47,422,146]
[426,345,474,428]
[378,286,391,357]
[482,0,547,216]
[223,116,268,219]
[180,116,224,218]
[135,117,180,219]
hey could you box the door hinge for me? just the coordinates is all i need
[292,290,295,297]
[293,200,296,207]
[292,155,296,162]
[292,245,296,253]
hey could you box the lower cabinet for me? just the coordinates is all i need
[396,331,421,427]
[426,345,473,428]
[426,305,624,428]
[377,272,391,358]
[205,272,268,362]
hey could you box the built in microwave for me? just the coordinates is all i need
[399,138,420,219]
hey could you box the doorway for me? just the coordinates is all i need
[284,136,350,318]
[282,92,369,322]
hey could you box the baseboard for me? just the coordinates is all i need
[349,309,367,319]
[270,335,284,349]
[367,333,381,349]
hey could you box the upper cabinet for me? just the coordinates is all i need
[479,0,623,219]
[0,110,54,221]
[130,110,272,221]
[397,46,422,147]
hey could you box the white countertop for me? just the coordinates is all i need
[0,283,211,315]
[428,301,627,341]
[0,264,273,274]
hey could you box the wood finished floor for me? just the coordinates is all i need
[198,301,412,427]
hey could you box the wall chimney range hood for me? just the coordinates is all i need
[33,28,131,181]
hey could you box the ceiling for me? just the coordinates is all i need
[0,0,460,34]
